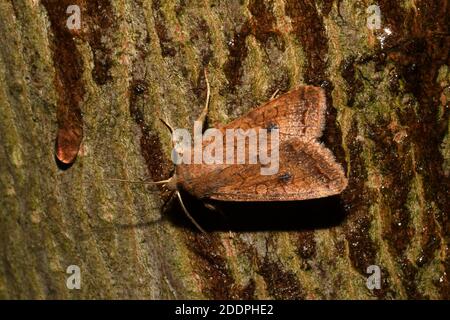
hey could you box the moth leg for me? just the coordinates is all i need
[196,68,211,126]
[270,88,280,100]
[176,191,207,233]
[203,202,217,212]
[204,202,225,218]
[204,201,233,231]
[161,190,176,212]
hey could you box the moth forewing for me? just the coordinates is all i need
[203,138,347,201]
[220,86,327,140]
[175,86,347,202]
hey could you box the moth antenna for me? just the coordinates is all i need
[196,68,211,125]
[176,190,207,233]
[159,117,174,135]
[105,178,171,185]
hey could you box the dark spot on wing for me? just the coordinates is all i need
[266,122,279,132]
[279,172,292,183]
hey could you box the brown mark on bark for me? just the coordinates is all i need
[42,0,85,166]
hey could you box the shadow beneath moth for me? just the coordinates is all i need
[112,72,348,232]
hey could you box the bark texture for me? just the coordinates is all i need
[0,0,449,299]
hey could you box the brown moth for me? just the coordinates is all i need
[111,77,348,232]
[164,85,348,202]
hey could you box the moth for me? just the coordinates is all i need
[112,73,348,232]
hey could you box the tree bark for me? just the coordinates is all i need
[0,0,448,299]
